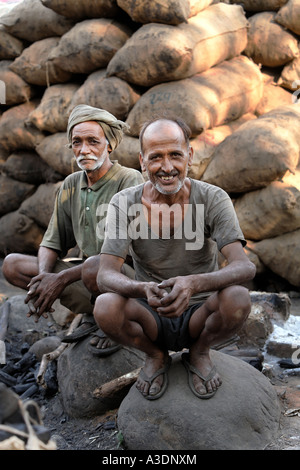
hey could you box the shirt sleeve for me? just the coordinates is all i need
[205,186,246,251]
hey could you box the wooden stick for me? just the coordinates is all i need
[36,313,83,388]
[0,301,10,365]
[93,367,141,398]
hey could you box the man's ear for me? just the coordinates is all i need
[139,152,145,171]
[188,145,194,166]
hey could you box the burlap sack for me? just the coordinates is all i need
[116,0,214,24]
[275,0,300,35]
[202,105,300,193]
[107,3,248,86]
[0,101,45,153]
[256,81,293,116]
[126,56,263,136]
[0,210,44,256]
[48,19,132,75]
[110,135,141,170]
[19,182,62,229]
[234,177,300,240]
[0,29,24,60]
[0,60,34,106]
[0,174,35,216]
[9,37,72,87]
[0,0,74,42]
[188,114,257,180]
[41,0,119,19]
[69,70,140,121]
[250,229,300,287]
[244,12,299,67]
[278,57,300,92]
[27,83,80,133]
[35,133,75,176]
[229,0,288,10]
[2,151,62,185]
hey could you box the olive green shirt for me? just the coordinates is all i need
[41,162,144,259]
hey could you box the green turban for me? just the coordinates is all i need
[67,105,130,151]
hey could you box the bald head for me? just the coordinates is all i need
[139,118,191,156]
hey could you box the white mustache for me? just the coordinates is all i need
[77,154,98,162]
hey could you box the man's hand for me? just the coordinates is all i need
[155,276,194,318]
[144,282,169,311]
[25,273,64,322]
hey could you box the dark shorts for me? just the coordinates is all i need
[137,298,204,352]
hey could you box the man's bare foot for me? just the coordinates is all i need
[183,351,222,397]
[136,353,171,399]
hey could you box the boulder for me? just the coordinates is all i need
[57,338,145,418]
[118,351,281,450]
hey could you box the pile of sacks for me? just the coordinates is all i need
[0,0,299,288]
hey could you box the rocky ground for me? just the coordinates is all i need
[0,258,300,452]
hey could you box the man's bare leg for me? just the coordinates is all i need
[2,253,38,289]
[187,285,251,396]
[93,292,169,397]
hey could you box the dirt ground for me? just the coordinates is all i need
[1,259,300,452]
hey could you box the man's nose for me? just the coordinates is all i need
[161,157,173,173]
[80,141,90,154]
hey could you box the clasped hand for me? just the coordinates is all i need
[25,273,63,322]
[146,276,193,318]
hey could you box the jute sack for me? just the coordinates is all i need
[250,229,300,287]
[0,101,45,153]
[275,0,300,35]
[188,114,257,180]
[244,12,299,67]
[41,0,119,19]
[0,0,74,42]
[9,37,72,87]
[48,19,132,75]
[255,81,293,116]
[278,56,300,92]
[0,29,24,60]
[0,210,44,256]
[27,83,80,133]
[107,3,248,87]
[116,0,214,24]
[126,56,263,136]
[0,60,34,106]
[69,70,140,121]
[202,105,300,193]
[229,0,288,10]
[110,135,141,170]
[35,133,75,176]
[0,174,35,216]
[19,182,63,229]
[2,151,63,185]
[234,177,300,240]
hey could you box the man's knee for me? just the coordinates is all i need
[219,285,251,330]
[2,253,21,282]
[81,255,100,292]
[94,293,126,326]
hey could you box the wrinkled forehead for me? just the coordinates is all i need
[71,120,105,138]
[142,120,187,152]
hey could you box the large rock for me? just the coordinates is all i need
[117,351,281,450]
[57,338,144,418]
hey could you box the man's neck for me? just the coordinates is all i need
[85,159,113,186]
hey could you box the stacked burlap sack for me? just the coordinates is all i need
[0,0,299,288]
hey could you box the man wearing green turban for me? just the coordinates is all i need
[3,105,144,356]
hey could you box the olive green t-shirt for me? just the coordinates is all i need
[101,179,246,304]
[41,162,144,259]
